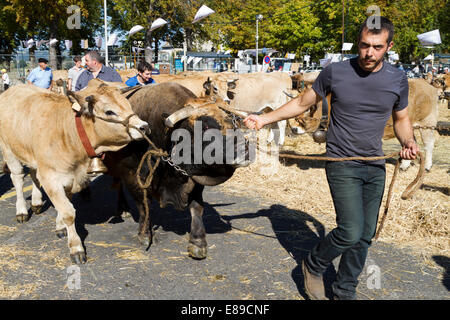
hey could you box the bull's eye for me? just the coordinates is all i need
[105,110,117,116]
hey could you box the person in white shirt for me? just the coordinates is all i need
[1,69,10,91]
[67,56,84,92]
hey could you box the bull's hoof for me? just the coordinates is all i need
[187,243,207,260]
[137,233,151,248]
[55,228,67,239]
[16,214,30,223]
[70,251,87,265]
[121,211,132,219]
[31,205,43,215]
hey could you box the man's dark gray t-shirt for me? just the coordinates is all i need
[312,57,409,164]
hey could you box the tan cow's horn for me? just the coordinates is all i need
[120,85,142,94]
[165,106,210,128]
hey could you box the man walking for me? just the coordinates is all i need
[67,56,84,92]
[27,58,53,90]
[75,51,122,91]
[243,17,418,300]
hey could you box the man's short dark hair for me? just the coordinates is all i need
[85,51,104,64]
[358,16,394,44]
[73,56,82,62]
[38,58,48,63]
[137,61,153,73]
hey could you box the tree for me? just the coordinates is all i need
[4,0,103,69]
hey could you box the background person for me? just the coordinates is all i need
[125,61,156,86]
[243,16,418,300]
[75,51,122,91]
[67,56,84,91]
[27,58,53,90]
[1,69,10,91]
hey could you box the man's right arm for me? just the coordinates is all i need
[243,88,322,130]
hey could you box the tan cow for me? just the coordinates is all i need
[0,79,148,264]
[289,78,439,171]
[207,72,293,145]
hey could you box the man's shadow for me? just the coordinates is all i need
[70,175,232,245]
[221,204,336,299]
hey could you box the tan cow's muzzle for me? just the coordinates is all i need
[128,115,149,140]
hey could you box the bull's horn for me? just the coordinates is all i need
[165,106,209,128]
[120,85,142,94]
[283,90,296,99]
[218,105,249,118]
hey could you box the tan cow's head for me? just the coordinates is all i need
[202,77,238,103]
[67,79,148,153]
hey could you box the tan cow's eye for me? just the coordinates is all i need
[105,110,117,116]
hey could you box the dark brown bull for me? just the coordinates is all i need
[104,82,251,259]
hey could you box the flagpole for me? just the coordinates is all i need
[104,0,109,66]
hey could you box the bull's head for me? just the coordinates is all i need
[163,97,253,186]
[67,79,149,153]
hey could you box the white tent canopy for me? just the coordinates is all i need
[423,54,434,60]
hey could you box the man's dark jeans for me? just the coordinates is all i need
[305,161,386,299]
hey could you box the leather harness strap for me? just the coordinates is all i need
[75,113,97,158]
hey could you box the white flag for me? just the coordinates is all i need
[65,40,72,50]
[342,42,353,51]
[129,25,144,36]
[95,37,102,48]
[417,30,442,46]
[193,5,215,23]
[150,18,168,31]
[107,34,118,46]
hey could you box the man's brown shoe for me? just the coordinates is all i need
[302,260,326,300]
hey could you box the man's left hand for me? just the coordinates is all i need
[400,139,419,160]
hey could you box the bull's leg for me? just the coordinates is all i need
[113,179,132,218]
[420,128,435,171]
[40,175,86,264]
[29,169,44,215]
[276,119,287,146]
[187,183,207,259]
[188,200,207,259]
[2,150,29,223]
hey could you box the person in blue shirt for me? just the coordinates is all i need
[75,51,123,91]
[27,58,53,90]
[125,61,156,86]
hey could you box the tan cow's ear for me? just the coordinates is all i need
[67,91,84,112]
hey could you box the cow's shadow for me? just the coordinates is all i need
[432,255,450,291]
[71,175,232,244]
[221,204,337,300]
[0,173,13,198]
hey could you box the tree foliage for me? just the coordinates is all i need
[1,0,448,66]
